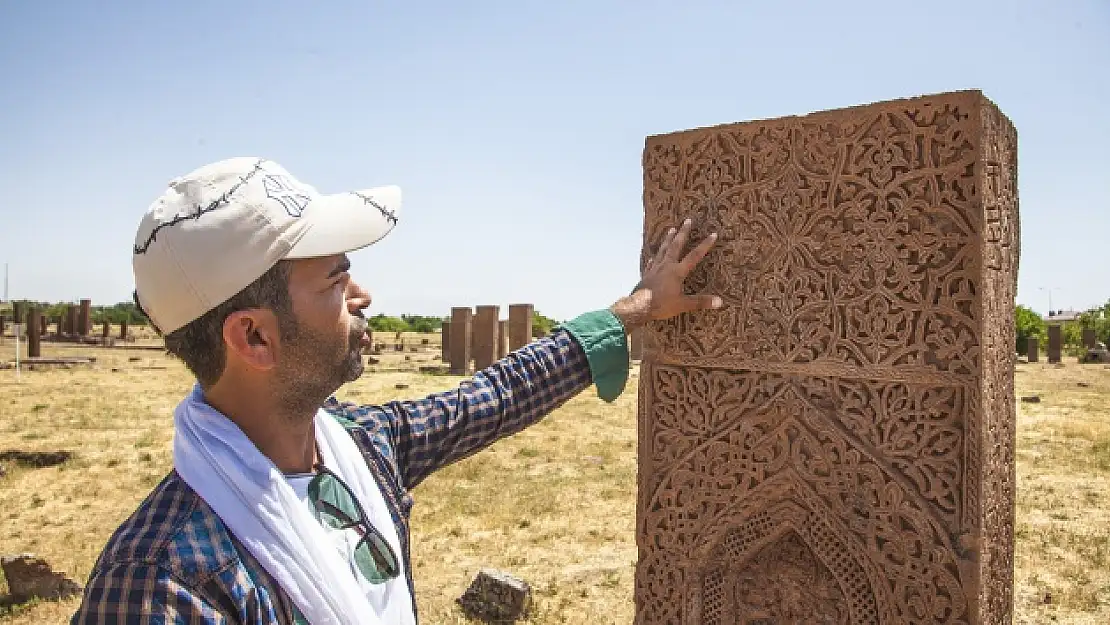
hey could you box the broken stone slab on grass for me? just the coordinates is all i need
[457,568,532,623]
[1,554,83,603]
[0,450,73,467]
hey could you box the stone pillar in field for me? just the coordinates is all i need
[102,321,110,338]
[79,299,91,335]
[66,305,79,337]
[1081,328,1097,349]
[12,303,25,329]
[39,314,47,337]
[26,306,41,358]
[508,304,533,350]
[54,317,63,337]
[440,321,451,361]
[449,307,472,375]
[1027,337,1039,363]
[497,321,509,358]
[0,314,5,337]
[1047,325,1062,363]
[635,90,1018,625]
[120,320,129,340]
[472,305,499,370]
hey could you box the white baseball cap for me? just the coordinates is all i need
[132,157,400,335]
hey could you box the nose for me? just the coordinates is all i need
[347,280,371,316]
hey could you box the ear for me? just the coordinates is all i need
[222,310,280,372]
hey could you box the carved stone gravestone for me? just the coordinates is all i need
[1047,325,1062,364]
[1081,328,1096,349]
[1027,337,1039,363]
[441,321,451,361]
[449,307,473,375]
[27,306,41,358]
[508,304,533,350]
[79,299,92,335]
[498,320,509,359]
[636,90,1018,625]
[629,328,644,361]
[473,305,500,370]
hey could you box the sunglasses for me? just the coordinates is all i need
[306,463,400,584]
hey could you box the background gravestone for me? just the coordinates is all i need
[1081,328,1097,349]
[508,304,533,350]
[473,305,500,370]
[636,90,1018,624]
[1027,337,1039,363]
[441,321,451,361]
[497,320,509,359]
[79,299,92,335]
[1047,325,1062,364]
[449,307,473,375]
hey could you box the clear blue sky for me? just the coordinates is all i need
[1,1,1107,321]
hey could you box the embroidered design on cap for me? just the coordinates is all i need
[133,159,266,255]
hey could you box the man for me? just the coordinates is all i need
[71,157,721,624]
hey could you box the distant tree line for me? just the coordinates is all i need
[0,300,149,325]
[367,310,560,336]
[1015,300,1110,356]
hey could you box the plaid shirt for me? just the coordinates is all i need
[70,311,629,624]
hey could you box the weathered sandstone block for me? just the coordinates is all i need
[636,90,1018,624]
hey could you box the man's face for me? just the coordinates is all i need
[273,254,371,407]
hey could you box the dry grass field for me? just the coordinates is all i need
[0,335,1107,624]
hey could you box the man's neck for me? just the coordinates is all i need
[202,379,319,474]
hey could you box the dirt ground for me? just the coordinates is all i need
[0,336,1106,624]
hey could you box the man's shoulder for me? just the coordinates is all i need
[90,470,241,581]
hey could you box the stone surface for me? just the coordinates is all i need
[1047,324,1062,364]
[635,90,1018,624]
[498,320,509,358]
[508,304,533,351]
[630,328,644,361]
[1082,328,1097,349]
[456,568,532,623]
[78,299,91,335]
[1,554,82,602]
[26,306,41,358]
[65,305,78,337]
[449,307,473,375]
[1027,337,1039,363]
[441,321,451,361]
[473,305,500,370]
[120,320,128,340]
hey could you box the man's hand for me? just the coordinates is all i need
[609,218,723,330]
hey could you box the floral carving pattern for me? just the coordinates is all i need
[635,91,1017,625]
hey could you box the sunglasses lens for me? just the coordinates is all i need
[307,474,360,530]
[355,531,400,583]
[307,470,400,584]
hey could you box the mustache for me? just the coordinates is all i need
[349,316,368,343]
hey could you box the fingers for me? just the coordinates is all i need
[679,231,718,275]
[653,226,677,267]
[684,293,724,313]
[665,218,693,263]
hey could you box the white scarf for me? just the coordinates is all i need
[172,384,415,624]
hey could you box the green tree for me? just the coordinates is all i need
[1014,305,1046,355]
[367,314,409,333]
[531,310,558,337]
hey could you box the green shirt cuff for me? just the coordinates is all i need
[558,309,629,402]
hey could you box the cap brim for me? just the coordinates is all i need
[285,185,400,260]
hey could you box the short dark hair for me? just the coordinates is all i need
[134,260,296,388]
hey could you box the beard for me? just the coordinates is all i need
[272,315,367,419]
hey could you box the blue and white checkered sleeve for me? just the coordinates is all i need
[343,309,630,490]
